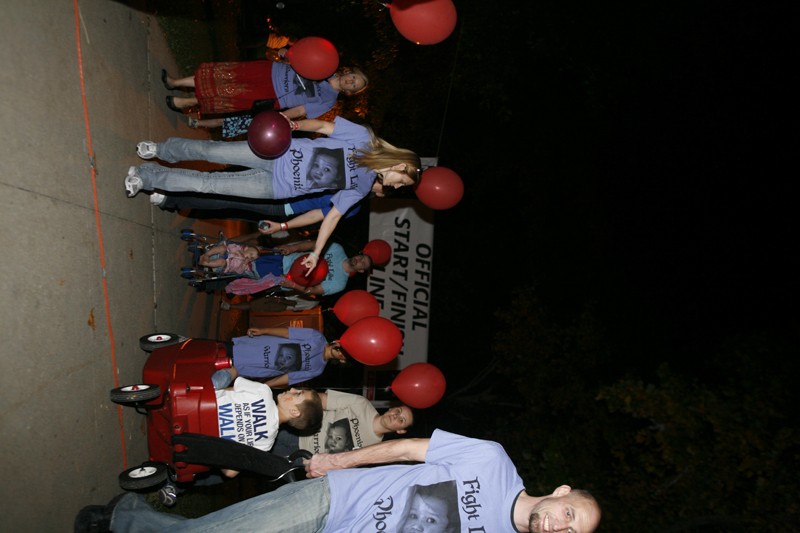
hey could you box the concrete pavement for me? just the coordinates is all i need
[0,1,247,529]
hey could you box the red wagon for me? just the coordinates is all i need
[110,333,308,496]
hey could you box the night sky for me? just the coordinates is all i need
[419,1,798,386]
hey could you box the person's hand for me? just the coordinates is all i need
[246,327,261,337]
[303,454,341,478]
[279,112,299,131]
[274,244,292,255]
[278,111,292,125]
[257,220,279,235]
[302,252,319,276]
[279,279,298,290]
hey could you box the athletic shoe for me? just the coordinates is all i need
[158,482,178,507]
[149,192,166,206]
[124,167,143,198]
[74,493,126,533]
[136,141,157,159]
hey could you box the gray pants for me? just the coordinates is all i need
[137,138,276,198]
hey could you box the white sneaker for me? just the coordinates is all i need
[124,167,143,198]
[136,141,158,159]
[149,192,166,206]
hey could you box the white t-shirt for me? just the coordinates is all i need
[299,390,381,454]
[215,377,280,452]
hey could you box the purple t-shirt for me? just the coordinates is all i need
[231,327,328,385]
[323,430,526,532]
[271,62,340,119]
[272,117,375,215]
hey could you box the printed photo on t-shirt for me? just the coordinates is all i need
[324,418,355,453]
[398,481,461,533]
[307,147,346,189]
[275,343,302,372]
[292,73,318,99]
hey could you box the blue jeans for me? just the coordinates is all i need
[111,476,330,532]
[137,138,275,198]
[210,369,234,390]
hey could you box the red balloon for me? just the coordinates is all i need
[414,166,464,209]
[333,290,380,326]
[362,239,392,267]
[389,0,457,45]
[247,111,292,159]
[390,363,446,408]
[338,316,403,366]
[286,254,329,287]
[286,37,340,80]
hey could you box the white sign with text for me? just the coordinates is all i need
[367,198,435,369]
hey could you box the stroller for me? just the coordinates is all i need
[180,229,248,290]
[109,332,310,501]
[180,228,277,291]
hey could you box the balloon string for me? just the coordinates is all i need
[434,21,464,159]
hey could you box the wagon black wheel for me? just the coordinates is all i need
[110,384,161,404]
[119,462,168,491]
[139,332,182,352]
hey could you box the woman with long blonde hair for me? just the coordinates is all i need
[126,115,420,273]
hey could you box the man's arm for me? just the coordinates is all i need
[274,240,316,254]
[304,437,430,477]
[279,278,322,296]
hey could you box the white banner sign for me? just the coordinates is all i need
[367,196,435,370]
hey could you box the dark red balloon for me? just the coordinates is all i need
[247,111,292,159]
[286,37,339,80]
[390,363,446,408]
[362,239,392,267]
[415,166,464,209]
[286,254,329,287]
[338,316,403,366]
[333,290,380,326]
[389,0,458,45]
